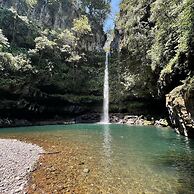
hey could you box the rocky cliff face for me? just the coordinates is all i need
[166,80,194,138]
[0,0,105,51]
[1,0,79,28]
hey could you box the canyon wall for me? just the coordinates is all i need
[112,0,194,137]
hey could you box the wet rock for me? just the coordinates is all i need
[110,114,157,126]
[124,115,138,124]
[155,119,169,127]
[143,120,154,125]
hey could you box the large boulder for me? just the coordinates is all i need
[166,81,194,138]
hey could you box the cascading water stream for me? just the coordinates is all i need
[101,52,110,123]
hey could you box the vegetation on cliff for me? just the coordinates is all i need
[110,0,194,136]
[111,0,194,113]
[0,0,110,120]
[0,0,194,136]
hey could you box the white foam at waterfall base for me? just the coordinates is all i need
[101,52,109,124]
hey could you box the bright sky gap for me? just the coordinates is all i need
[104,0,121,32]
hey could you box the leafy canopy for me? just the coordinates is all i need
[72,15,91,35]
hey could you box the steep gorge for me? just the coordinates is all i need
[112,0,194,137]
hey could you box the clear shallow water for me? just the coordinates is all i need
[1,124,194,193]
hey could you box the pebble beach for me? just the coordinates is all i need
[0,139,43,194]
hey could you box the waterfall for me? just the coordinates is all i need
[101,52,110,123]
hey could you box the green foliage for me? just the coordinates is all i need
[149,0,194,93]
[0,1,107,118]
[116,0,194,98]
[81,0,111,23]
[35,36,57,51]
[56,29,76,47]
[0,52,32,72]
[0,8,39,48]
[72,15,91,35]
[149,0,180,71]
[28,29,79,71]
[26,0,38,7]
[114,0,157,99]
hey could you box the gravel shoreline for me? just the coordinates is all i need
[0,139,44,194]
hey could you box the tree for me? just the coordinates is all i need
[72,15,91,36]
[149,0,194,94]
[81,0,111,23]
[115,0,157,98]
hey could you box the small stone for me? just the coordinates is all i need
[48,166,56,172]
[0,139,43,194]
[31,184,36,190]
[57,185,65,190]
[15,176,21,181]
[83,168,90,173]
[14,187,23,193]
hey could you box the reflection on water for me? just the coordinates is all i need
[102,124,112,159]
[102,124,112,171]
